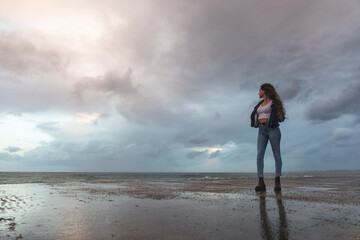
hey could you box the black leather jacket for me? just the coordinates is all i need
[250,100,281,128]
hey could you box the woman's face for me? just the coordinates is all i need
[259,88,265,98]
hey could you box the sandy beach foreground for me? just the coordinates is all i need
[1,175,359,240]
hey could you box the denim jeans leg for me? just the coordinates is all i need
[257,126,268,177]
[269,127,282,177]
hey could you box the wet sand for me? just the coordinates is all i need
[0,176,359,239]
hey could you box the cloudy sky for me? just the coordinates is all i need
[0,0,359,172]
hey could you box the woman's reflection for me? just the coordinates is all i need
[257,192,289,240]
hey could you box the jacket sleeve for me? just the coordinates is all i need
[250,101,262,128]
[250,110,256,127]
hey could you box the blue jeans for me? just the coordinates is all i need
[257,125,282,177]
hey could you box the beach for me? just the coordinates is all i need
[0,173,359,240]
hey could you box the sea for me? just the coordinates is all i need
[0,171,359,184]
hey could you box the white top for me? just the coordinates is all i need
[257,100,272,120]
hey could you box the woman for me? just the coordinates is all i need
[250,83,286,191]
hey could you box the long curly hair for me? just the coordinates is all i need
[261,83,286,121]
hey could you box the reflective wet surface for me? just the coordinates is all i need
[0,182,359,240]
[258,192,289,240]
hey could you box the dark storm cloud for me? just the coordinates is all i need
[114,92,175,125]
[305,83,360,122]
[142,145,171,158]
[332,128,353,141]
[5,146,21,153]
[276,78,312,101]
[73,69,138,98]
[187,134,210,145]
[355,117,360,125]
[100,0,360,124]
[151,0,324,90]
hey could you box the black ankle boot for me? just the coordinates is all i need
[255,177,266,191]
[274,176,281,191]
